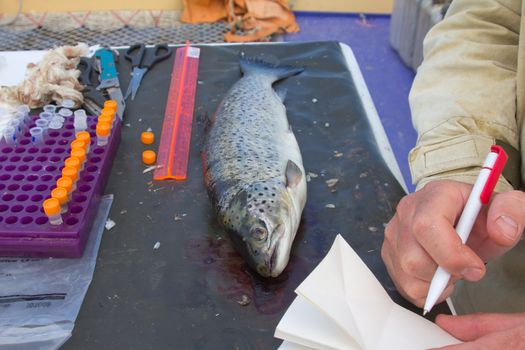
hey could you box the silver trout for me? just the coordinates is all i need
[203,57,307,278]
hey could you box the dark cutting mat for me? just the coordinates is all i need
[63,41,447,350]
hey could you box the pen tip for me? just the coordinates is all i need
[423,309,429,316]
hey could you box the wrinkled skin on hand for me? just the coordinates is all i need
[381,180,525,349]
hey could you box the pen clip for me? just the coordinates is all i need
[480,145,508,204]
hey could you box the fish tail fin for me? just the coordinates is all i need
[240,56,304,82]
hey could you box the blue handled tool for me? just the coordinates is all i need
[94,48,126,119]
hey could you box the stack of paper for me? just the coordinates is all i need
[274,235,460,350]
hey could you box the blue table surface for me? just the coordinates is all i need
[284,12,417,192]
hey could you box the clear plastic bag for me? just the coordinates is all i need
[0,195,113,349]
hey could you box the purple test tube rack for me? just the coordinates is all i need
[0,114,120,257]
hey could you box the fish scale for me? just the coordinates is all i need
[204,57,307,277]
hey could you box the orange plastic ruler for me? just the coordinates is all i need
[154,42,200,180]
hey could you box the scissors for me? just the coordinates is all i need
[77,56,107,116]
[124,43,173,101]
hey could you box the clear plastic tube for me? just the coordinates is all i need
[3,126,16,144]
[48,119,63,130]
[29,127,44,145]
[35,119,49,136]
[14,110,27,123]
[61,99,75,109]
[58,108,73,118]
[74,109,88,134]
[12,114,24,133]
[16,104,30,118]
[39,111,54,123]
[43,104,57,114]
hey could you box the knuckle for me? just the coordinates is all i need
[399,254,420,275]
[411,215,431,239]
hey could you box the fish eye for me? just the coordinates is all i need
[251,226,267,241]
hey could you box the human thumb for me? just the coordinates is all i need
[486,190,525,248]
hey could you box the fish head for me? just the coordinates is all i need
[224,181,301,278]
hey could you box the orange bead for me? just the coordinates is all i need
[43,198,60,216]
[141,131,155,145]
[142,150,156,165]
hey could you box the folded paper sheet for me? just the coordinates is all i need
[275,235,460,350]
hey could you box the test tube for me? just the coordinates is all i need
[96,122,110,146]
[51,187,69,214]
[75,131,91,153]
[29,127,44,145]
[74,109,88,134]
[61,166,78,191]
[58,108,73,118]
[104,100,117,114]
[64,156,81,173]
[16,105,30,118]
[61,99,75,109]
[14,111,27,124]
[43,198,63,225]
[56,177,73,200]
[70,149,86,171]
[43,104,56,114]
[3,126,16,144]
[98,114,112,130]
[100,108,116,126]
[48,119,63,131]
[11,114,24,133]
[35,119,49,136]
[39,111,54,123]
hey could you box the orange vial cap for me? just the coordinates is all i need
[142,150,156,165]
[141,131,155,145]
[76,131,91,145]
[104,100,118,113]
[51,187,68,205]
[96,122,111,137]
[70,139,86,151]
[98,114,112,125]
[43,198,61,216]
[71,148,86,163]
[62,166,78,182]
[56,177,73,194]
[64,157,81,171]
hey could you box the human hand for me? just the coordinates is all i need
[432,313,525,349]
[381,180,525,307]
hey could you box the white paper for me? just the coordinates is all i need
[0,50,46,87]
[275,235,461,350]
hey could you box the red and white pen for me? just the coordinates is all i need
[423,145,508,315]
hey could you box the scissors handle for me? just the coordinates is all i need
[124,43,145,68]
[78,57,95,86]
[142,44,173,69]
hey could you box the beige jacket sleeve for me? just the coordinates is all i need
[409,0,520,191]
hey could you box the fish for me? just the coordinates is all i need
[203,56,307,278]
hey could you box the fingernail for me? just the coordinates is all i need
[496,215,519,242]
[461,267,484,281]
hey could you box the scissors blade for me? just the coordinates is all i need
[130,68,147,101]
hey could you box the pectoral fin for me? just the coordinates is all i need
[285,160,303,188]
